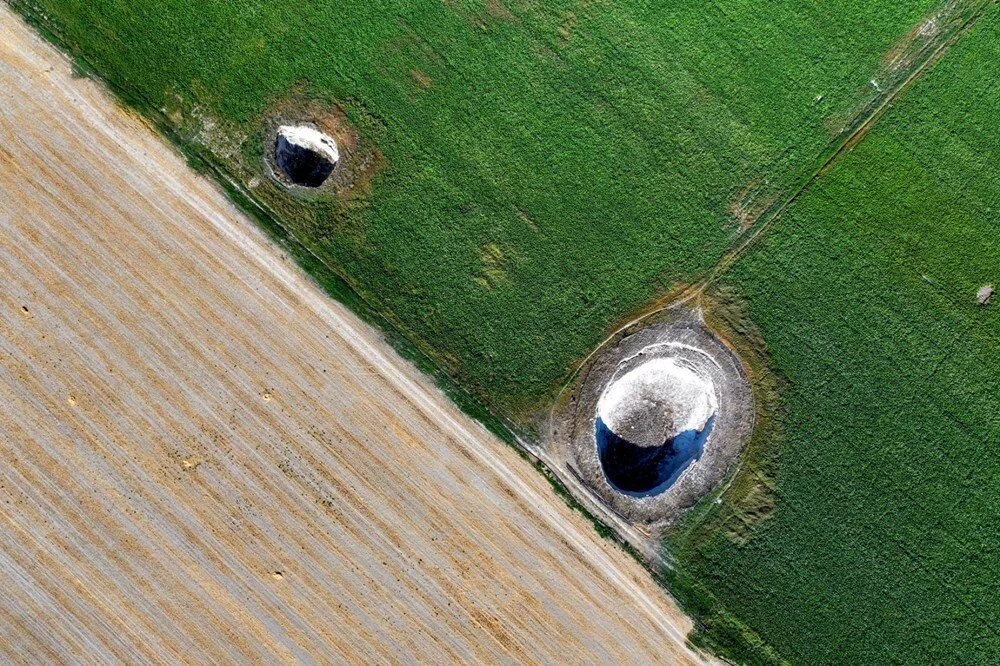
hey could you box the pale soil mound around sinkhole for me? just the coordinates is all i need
[555,309,753,529]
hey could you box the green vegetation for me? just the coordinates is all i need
[671,8,1000,663]
[11,0,940,418]
[10,0,1000,663]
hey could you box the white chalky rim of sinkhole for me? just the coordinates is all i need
[597,357,717,447]
[277,125,340,164]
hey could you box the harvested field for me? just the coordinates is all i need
[0,10,709,665]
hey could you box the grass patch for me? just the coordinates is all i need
[668,9,1000,662]
[660,566,786,666]
[8,0,942,422]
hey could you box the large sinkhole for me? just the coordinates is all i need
[596,357,718,496]
[275,125,339,187]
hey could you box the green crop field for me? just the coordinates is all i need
[10,0,999,663]
[670,6,1000,663]
[11,0,945,418]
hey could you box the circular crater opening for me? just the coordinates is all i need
[275,125,339,187]
[595,357,717,496]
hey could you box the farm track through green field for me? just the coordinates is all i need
[701,0,992,290]
[6,0,999,663]
[551,0,989,407]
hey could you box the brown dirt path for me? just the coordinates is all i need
[0,9,710,665]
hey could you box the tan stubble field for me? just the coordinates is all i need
[0,8,709,665]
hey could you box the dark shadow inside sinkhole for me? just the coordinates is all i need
[596,414,715,497]
[275,134,336,187]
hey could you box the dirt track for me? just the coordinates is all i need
[0,9,708,664]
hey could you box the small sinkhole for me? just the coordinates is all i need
[274,125,339,188]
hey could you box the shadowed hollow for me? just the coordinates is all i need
[274,125,339,187]
[596,358,718,495]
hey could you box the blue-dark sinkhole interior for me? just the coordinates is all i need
[596,415,714,497]
[275,134,336,187]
